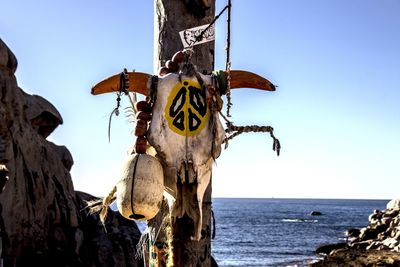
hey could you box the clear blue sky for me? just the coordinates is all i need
[1,1,399,199]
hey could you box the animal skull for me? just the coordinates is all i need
[92,67,275,240]
[147,72,225,240]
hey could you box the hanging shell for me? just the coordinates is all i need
[116,153,164,221]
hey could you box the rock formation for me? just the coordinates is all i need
[0,38,143,266]
[311,198,400,266]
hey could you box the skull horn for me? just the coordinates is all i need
[216,70,276,93]
[91,72,151,96]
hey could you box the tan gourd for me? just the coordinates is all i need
[116,153,164,221]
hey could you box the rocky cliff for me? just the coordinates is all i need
[0,38,143,267]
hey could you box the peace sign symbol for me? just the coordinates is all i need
[165,80,210,137]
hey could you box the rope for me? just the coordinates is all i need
[220,112,281,156]
[225,0,231,69]
[184,1,233,118]
[188,4,230,48]
[225,0,233,117]
[99,185,117,224]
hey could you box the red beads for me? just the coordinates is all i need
[135,136,147,154]
[134,120,148,137]
[134,100,152,154]
[172,50,185,64]
[158,66,170,77]
[136,111,152,121]
[135,100,151,113]
[158,49,188,77]
[166,60,179,72]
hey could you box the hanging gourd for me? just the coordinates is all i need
[116,153,164,221]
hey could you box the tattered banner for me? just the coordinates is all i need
[179,24,215,48]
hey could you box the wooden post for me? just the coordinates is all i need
[154,1,215,266]
[154,0,215,73]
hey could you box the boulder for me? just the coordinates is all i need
[382,238,399,249]
[346,228,360,238]
[315,243,347,255]
[368,209,381,223]
[387,198,400,210]
[75,191,144,267]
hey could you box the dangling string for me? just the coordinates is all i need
[107,69,130,143]
[108,94,121,143]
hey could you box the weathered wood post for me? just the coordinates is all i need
[154,0,215,266]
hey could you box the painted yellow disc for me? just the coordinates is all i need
[165,80,210,137]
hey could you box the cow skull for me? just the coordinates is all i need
[147,72,225,240]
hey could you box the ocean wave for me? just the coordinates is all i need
[281,218,318,223]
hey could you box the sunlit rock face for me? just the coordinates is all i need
[0,39,142,266]
[0,37,79,264]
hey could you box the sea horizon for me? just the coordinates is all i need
[212,196,391,201]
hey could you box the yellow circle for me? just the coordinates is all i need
[164,80,210,137]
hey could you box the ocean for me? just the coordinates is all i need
[211,198,388,267]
